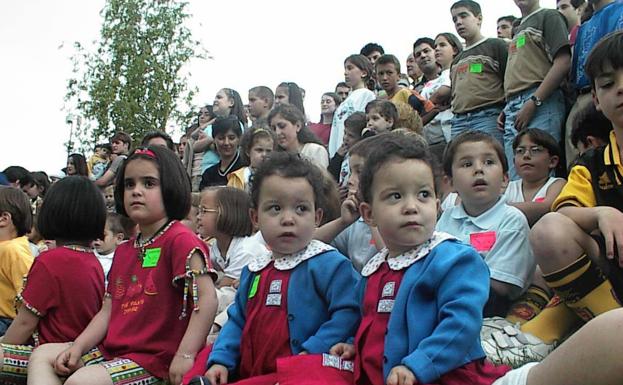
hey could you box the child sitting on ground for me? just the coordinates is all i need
[330,132,510,385]
[0,187,34,335]
[197,187,266,337]
[437,131,535,317]
[28,146,218,385]
[505,128,566,226]
[94,212,134,286]
[0,176,106,383]
[194,152,360,385]
[316,134,394,272]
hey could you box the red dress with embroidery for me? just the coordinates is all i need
[226,263,292,385]
[355,262,508,385]
[100,221,213,380]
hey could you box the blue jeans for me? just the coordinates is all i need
[451,105,504,144]
[503,87,565,180]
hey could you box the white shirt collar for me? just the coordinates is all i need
[361,231,456,277]
[247,239,335,272]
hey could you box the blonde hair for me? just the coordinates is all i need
[393,102,423,134]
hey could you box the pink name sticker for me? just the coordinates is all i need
[470,231,497,252]
[534,197,545,203]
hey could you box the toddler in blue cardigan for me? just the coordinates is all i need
[330,132,509,385]
[200,151,360,385]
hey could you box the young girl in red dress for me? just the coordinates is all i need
[0,176,106,384]
[28,146,218,385]
[330,133,510,385]
[192,152,360,385]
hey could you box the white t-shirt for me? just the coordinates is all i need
[95,250,114,287]
[504,177,563,203]
[300,143,329,169]
[209,235,269,280]
[328,88,375,157]
[421,70,453,144]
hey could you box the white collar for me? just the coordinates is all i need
[247,239,335,272]
[521,7,544,24]
[361,231,456,276]
[465,37,489,50]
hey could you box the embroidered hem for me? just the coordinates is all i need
[172,246,216,319]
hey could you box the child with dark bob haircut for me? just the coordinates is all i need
[196,151,359,385]
[31,146,217,385]
[114,145,192,221]
[0,177,106,383]
[38,176,107,243]
[331,132,509,384]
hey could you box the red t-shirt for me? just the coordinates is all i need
[308,122,331,145]
[100,221,213,379]
[19,247,105,345]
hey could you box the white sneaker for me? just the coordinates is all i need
[480,316,515,341]
[481,324,556,368]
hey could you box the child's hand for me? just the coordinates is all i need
[340,195,360,226]
[54,344,83,376]
[329,342,355,359]
[339,186,349,202]
[337,143,348,157]
[386,365,417,385]
[169,354,194,385]
[514,100,536,132]
[205,364,229,385]
[596,207,623,264]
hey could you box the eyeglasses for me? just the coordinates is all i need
[198,207,218,215]
[514,146,545,157]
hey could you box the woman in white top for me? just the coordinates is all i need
[268,104,329,169]
[328,54,376,157]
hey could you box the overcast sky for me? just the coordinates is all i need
[1,1,556,174]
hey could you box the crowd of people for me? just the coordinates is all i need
[0,0,622,384]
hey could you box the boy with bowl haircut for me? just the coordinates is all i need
[436,131,535,317]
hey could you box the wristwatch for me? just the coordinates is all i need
[530,95,543,107]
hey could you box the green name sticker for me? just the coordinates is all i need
[248,275,260,298]
[469,63,483,73]
[516,35,526,48]
[142,248,161,268]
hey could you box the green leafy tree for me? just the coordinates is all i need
[65,0,206,152]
